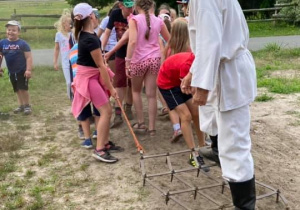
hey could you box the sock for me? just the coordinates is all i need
[115,107,121,115]
[173,123,181,131]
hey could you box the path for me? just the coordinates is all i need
[1,35,300,68]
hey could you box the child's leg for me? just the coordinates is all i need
[62,66,72,99]
[81,119,91,139]
[174,103,195,149]
[186,99,205,147]
[18,90,30,105]
[131,75,144,124]
[96,102,112,150]
[144,72,157,131]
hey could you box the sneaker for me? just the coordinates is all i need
[170,129,183,143]
[92,149,118,163]
[198,146,220,164]
[23,105,32,115]
[189,153,210,172]
[110,115,123,128]
[92,130,97,139]
[14,105,24,114]
[81,138,93,149]
[78,127,85,140]
[105,141,124,153]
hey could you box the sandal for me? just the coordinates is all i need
[158,107,169,116]
[132,122,147,134]
[148,130,156,137]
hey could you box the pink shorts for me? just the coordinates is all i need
[130,57,161,77]
[87,74,109,109]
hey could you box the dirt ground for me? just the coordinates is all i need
[1,88,299,210]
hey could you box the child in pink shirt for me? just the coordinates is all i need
[126,0,169,136]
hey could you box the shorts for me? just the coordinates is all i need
[104,50,115,61]
[77,103,100,121]
[130,57,161,77]
[9,71,28,92]
[159,87,192,111]
[114,56,131,88]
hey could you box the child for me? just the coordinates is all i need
[126,0,170,136]
[72,3,123,163]
[159,18,192,142]
[157,52,208,171]
[54,9,74,100]
[69,8,102,145]
[0,20,33,115]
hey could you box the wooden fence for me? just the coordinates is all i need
[243,2,298,23]
[0,9,59,32]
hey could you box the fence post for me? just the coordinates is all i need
[273,1,278,26]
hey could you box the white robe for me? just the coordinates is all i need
[189,0,256,182]
[188,0,257,111]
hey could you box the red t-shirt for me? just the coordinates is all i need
[157,52,195,89]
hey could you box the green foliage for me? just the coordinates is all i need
[65,0,115,8]
[278,0,300,23]
[255,93,274,102]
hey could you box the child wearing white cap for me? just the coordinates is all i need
[72,3,123,163]
[0,20,33,115]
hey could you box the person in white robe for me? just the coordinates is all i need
[181,0,257,209]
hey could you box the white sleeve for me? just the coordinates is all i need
[100,17,109,30]
[189,2,222,91]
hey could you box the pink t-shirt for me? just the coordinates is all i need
[131,14,163,64]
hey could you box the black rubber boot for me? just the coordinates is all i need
[228,177,256,210]
[199,135,220,163]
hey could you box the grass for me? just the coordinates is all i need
[255,93,274,102]
[0,0,109,49]
[253,46,300,94]
[248,21,300,37]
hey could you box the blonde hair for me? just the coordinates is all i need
[164,18,189,58]
[54,9,72,36]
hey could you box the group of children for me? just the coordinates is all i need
[0,0,209,169]
[67,0,209,169]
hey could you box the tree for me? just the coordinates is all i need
[278,0,300,24]
[65,0,115,9]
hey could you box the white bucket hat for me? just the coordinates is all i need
[73,3,93,20]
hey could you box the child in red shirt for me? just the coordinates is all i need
[157,52,208,171]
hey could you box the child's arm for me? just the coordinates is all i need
[104,30,129,61]
[0,54,3,77]
[125,19,137,78]
[90,48,118,99]
[53,42,60,71]
[24,51,33,79]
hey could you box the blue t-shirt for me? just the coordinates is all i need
[0,39,31,74]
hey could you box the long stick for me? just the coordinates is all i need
[115,98,145,153]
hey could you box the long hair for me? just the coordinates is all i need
[164,18,189,58]
[135,0,154,40]
[74,18,89,41]
[54,9,72,36]
[108,1,120,16]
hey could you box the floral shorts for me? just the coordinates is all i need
[130,57,161,77]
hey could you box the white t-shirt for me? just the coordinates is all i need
[55,32,71,69]
[100,16,117,52]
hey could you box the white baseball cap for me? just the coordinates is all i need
[73,3,93,20]
[5,20,21,30]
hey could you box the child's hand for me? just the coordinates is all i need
[54,63,59,71]
[109,87,119,99]
[24,70,32,79]
[181,72,192,94]
[125,67,132,79]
